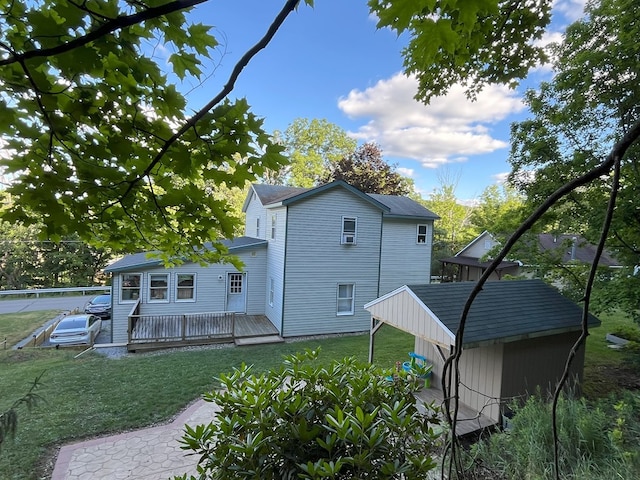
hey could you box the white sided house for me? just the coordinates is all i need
[105,181,439,347]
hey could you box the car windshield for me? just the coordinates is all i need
[92,295,110,305]
[57,318,88,330]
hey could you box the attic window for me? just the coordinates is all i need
[417,224,427,244]
[341,217,357,244]
[484,239,492,250]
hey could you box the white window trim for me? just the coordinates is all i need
[175,273,196,303]
[336,283,355,316]
[269,277,275,307]
[119,273,142,304]
[271,214,277,240]
[417,224,428,244]
[341,216,357,245]
[148,273,170,303]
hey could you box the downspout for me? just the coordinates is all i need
[377,212,384,297]
[110,273,114,343]
[280,207,288,336]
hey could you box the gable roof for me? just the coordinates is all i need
[104,237,267,273]
[247,181,439,220]
[456,230,494,256]
[537,234,621,267]
[367,279,600,348]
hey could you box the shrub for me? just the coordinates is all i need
[176,349,444,479]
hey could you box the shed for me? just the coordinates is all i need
[364,279,600,424]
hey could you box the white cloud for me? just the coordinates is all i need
[554,0,587,22]
[492,172,510,184]
[338,73,524,168]
[396,167,414,178]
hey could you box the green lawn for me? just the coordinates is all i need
[0,310,61,349]
[0,322,414,479]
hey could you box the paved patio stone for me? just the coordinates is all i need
[51,400,219,480]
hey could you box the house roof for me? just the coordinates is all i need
[104,237,267,273]
[455,230,494,256]
[367,279,600,348]
[439,255,520,271]
[537,234,621,267]
[248,181,439,220]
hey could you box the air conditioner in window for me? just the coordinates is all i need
[343,234,356,244]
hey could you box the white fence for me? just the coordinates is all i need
[0,286,110,298]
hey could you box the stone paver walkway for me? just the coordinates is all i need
[51,399,219,480]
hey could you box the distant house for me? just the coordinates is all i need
[365,279,600,427]
[440,231,621,282]
[105,180,439,347]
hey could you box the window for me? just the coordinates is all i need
[341,217,357,244]
[149,273,169,302]
[417,224,428,244]
[337,283,355,315]
[120,273,141,302]
[229,273,243,294]
[271,214,277,240]
[256,217,260,237]
[269,277,275,307]
[484,239,492,250]
[176,274,196,302]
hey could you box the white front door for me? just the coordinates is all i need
[226,273,247,313]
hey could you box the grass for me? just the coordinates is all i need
[583,310,639,398]
[0,310,61,349]
[0,322,414,479]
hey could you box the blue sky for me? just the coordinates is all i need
[178,0,588,201]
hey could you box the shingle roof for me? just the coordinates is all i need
[537,234,620,267]
[251,182,439,220]
[104,237,267,273]
[406,279,600,347]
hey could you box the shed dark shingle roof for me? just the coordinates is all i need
[406,279,600,347]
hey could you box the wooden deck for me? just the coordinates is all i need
[415,387,497,437]
[127,313,281,351]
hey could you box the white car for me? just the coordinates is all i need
[50,314,102,346]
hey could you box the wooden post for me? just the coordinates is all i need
[181,315,186,341]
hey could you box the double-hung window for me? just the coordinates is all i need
[176,274,196,301]
[120,273,141,302]
[256,218,260,237]
[341,217,357,245]
[269,277,275,307]
[337,283,355,315]
[417,224,428,244]
[271,214,277,240]
[149,273,169,302]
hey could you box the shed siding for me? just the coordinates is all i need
[379,219,432,295]
[458,344,503,422]
[282,189,382,337]
[367,290,454,347]
[414,338,450,393]
[110,248,267,343]
[500,332,585,401]
[265,206,287,333]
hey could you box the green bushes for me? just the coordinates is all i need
[471,392,640,479]
[176,349,444,479]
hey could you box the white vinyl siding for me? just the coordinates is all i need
[379,219,432,296]
[120,273,141,303]
[176,274,196,302]
[337,283,355,315]
[148,273,169,302]
[282,188,382,337]
[265,206,286,332]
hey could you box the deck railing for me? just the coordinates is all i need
[128,310,236,345]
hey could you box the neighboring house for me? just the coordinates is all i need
[440,231,621,282]
[439,231,520,282]
[365,279,600,426]
[105,180,439,345]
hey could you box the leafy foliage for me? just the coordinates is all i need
[323,142,413,195]
[177,349,443,479]
[0,373,44,454]
[470,392,640,479]
[369,0,552,103]
[275,118,358,187]
[0,0,291,264]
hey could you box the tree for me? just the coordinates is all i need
[470,184,526,235]
[276,118,357,187]
[176,349,443,479]
[0,0,301,264]
[323,142,413,195]
[0,374,43,455]
[508,0,640,319]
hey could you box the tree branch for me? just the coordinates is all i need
[0,0,208,66]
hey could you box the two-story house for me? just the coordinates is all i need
[105,180,439,347]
